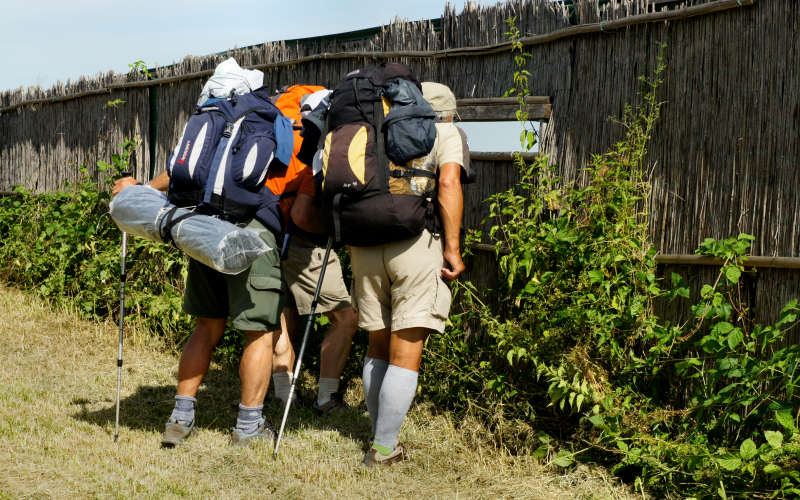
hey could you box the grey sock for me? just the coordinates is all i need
[272,372,292,403]
[236,404,263,434]
[169,395,196,424]
[362,357,389,435]
[373,364,418,452]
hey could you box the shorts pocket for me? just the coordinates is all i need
[248,248,283,291]
[431,274,452,320]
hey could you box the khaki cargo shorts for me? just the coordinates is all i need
[282,234,351,315]
[183,219,285,331]
[350,229,451,333]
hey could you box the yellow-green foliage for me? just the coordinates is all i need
[421,30,800,498]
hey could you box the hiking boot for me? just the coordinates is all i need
[313,392,346,415]
[161,418,193,448]
[361,444,406,467]
[231,418,276,447]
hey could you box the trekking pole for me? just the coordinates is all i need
[274,236,334,455]
[113,171,132,442]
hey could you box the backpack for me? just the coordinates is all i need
[166,87,292,236]
[268,84,330,248]
[269,84,328,202]
[320,62,438,246]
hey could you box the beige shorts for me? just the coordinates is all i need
[350,229,452,333]
[282,234,351,315]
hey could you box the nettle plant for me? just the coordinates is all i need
[0,137,192,346]
[424,22,800,498]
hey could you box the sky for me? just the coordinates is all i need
[2,1,477,92]
[2,0,531,151]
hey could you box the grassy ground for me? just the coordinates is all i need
[0,284,638,499]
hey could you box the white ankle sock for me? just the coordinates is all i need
[317,377,340,405]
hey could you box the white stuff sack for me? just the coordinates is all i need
[196,57,264,106]
[109,185,270,274]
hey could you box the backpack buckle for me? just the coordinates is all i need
[390,169,406,178]
[223,122,234,138]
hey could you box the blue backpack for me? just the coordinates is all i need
[166,86,293,236]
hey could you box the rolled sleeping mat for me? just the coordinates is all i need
[109,185,270,274]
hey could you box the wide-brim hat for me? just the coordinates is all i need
[421,82,458,116]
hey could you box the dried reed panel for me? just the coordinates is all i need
[2,0,798,338]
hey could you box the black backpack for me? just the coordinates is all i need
[319,63,438,246]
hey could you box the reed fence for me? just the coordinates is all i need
[2,0,798,341]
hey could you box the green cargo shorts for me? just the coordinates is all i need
[183,219,285,331]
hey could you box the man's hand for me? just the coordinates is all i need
[442,247,465,280]
[437,161,465,280]
[112,171,169,197]
[112,177,138,197]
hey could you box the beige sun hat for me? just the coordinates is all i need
[421,82,458,116]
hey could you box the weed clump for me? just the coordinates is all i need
[420,25,800,499]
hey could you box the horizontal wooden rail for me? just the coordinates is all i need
[0,0,753,114]
[470,151,538,162]
[457,97,551,121]
[467,243,800,270]
[656,254,800,270]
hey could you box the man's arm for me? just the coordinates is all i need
[437,162,465,280]
[290,193,327,234]
[112,171,169,197]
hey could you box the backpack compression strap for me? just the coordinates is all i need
[372,85,389,193]
[332,193,344,245]
[389,168,437,179]
[158,206,199,247]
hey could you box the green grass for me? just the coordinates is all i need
[0,285,637,499]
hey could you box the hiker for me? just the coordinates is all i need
[266,85,358,413]
[114,171,285,447]
[348,81,471,465]
[110,69,292,447]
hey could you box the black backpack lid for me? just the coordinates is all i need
[345,62,421,88]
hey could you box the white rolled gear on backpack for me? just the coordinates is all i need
[109,58,293,274]
[110,185,270,274]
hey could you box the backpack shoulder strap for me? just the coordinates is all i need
[371,85,389,193]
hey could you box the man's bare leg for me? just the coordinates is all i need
[317,307,358,406]
[232,328,278,441]
[240,330,275,406]
[163,317,226,447]
[175,317,227,397]
[370,327,428,457]
[272,308,297,403]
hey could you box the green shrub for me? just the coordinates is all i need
[0,142,192,347]
[421,26,799,498]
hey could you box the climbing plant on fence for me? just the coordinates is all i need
[421,24,799,499]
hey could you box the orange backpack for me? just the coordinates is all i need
[273,85,326,161]
[265,85,327,226]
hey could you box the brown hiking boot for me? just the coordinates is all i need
[361,444,406,467]
[161,419,193,448]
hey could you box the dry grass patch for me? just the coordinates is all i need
[0,285,638,499]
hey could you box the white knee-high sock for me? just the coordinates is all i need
[362,357,389,435]
[373,364,418,453]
